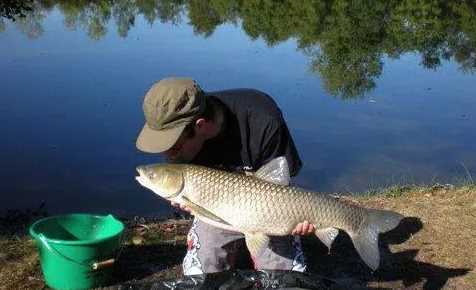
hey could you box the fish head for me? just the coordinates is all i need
[135,164,184,199]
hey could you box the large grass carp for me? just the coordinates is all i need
[136,157,403,270]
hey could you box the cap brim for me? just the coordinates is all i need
[136,123,186,153]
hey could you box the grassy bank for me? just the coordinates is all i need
[1,183,474,289]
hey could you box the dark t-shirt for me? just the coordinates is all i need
[191,89,302,176]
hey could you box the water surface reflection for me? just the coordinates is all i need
[1,0,475,216]
[3,0,476,99]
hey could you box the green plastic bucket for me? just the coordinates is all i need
[29,214,125,290]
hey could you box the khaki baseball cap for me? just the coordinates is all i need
[136,78,206,153]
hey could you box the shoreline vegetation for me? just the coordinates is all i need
[1,183,474,289]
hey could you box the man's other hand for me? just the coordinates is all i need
[292,221,316,235]
[171,201,192,213]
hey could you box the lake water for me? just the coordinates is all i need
[1,1,475,217]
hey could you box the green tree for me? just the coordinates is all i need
[155,0,185,24]
[0,18,5,32]
[186,0,224,37]
[58,0,111,40]
[2,0,476,97]
[113,0,137,38]
[14,1,47,39]
[239,0,322,46]
[0,0,34,20]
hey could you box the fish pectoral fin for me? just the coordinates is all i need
[315,227,339,252]
[180,196,232,226]
[244,233,270,257]
[254,156,290,186]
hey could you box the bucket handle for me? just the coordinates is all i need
[92,258,115,270]
[38,234,115,271]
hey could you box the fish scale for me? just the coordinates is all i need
[183,165,364,235]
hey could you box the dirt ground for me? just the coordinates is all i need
[319,185,476,289]
[354,185,475,289]
[0,185,474,289]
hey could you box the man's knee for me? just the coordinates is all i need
[254,236,307,272]
[182,219,245,275]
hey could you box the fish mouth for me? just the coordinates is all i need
[136,166,148,179]
[135,166,148,187]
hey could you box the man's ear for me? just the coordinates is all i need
[195,118,206,129]
[195,118,216,138]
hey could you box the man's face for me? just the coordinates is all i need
[162,127,204,163]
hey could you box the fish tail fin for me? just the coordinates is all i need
[351,209,403,270]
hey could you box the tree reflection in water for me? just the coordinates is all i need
[2,0,475,99]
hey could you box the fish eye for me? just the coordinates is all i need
[147,172,156,179]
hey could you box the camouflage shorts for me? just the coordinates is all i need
[183,218,307,275]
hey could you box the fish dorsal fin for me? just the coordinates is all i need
[254,157,290,186]
[180,196,232,226]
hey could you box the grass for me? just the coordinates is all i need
[0,236,43,290]
[362,175,476,198]
[363,184,420,198]
[0,182,475,289]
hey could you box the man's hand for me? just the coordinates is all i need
[292,221,316,235]
[171,201,192,213]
